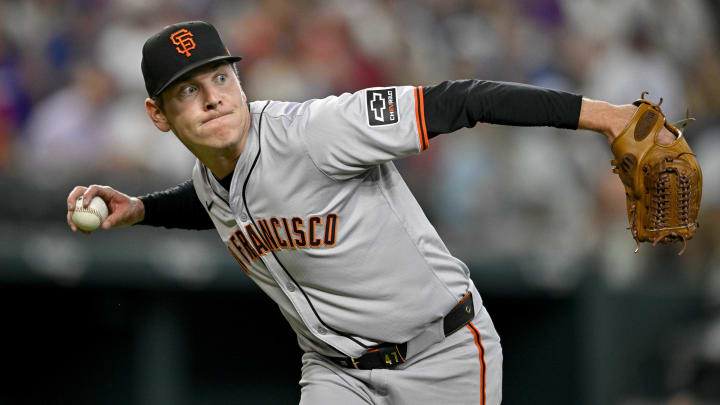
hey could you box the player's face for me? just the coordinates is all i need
[148,62,250,158]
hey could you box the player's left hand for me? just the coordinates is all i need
[579,100,676,146]
[603,104,676,145]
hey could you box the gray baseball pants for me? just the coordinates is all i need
[299,305,502,405]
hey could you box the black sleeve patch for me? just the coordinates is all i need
[366,88,399,126]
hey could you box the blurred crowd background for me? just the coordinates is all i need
[1,0,719,404]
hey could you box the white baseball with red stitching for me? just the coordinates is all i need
[72,196,109,231]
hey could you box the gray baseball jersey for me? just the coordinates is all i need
[191,86,482,359]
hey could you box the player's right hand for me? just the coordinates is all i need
[66,185,145,234]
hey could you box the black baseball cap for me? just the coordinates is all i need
[141,21,242,97]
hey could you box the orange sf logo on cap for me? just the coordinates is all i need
[170,29,196,57]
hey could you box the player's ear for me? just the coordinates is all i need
[145,98,171,132]
[239,87,247,104]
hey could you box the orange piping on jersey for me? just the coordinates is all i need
[226,245,249,273]
[414,88,424,151]
[467,323,486,405]
[418,86,429,150]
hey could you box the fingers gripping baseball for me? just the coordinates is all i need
[66,185,145,233]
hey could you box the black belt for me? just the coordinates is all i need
[329,292,475,370]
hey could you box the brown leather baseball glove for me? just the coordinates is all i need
[611,92,702,255]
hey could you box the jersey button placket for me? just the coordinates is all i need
[259,253,349,352]
[239,212,248,222]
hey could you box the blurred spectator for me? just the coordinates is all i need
[0,27,31,170]
[687,43,720,121]
[18,63,115,183]
[95,18,156,93]
[585,20,686,117]
[101,91,196,182]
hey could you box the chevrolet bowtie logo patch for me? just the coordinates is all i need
[366,88,398,126]
[170,29,195,57]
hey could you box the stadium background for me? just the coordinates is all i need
[1,0,719,403]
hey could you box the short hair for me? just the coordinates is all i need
[152,62,239,113]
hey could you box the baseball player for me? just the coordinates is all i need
[66,21,678,404]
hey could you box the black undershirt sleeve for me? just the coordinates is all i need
[137,179,215,230]
[421,80,583,138]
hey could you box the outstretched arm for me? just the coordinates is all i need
[577,98,675,144]
[422,80,581,136]
[421,80,675,145]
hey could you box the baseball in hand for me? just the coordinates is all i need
[72,196,109,231]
